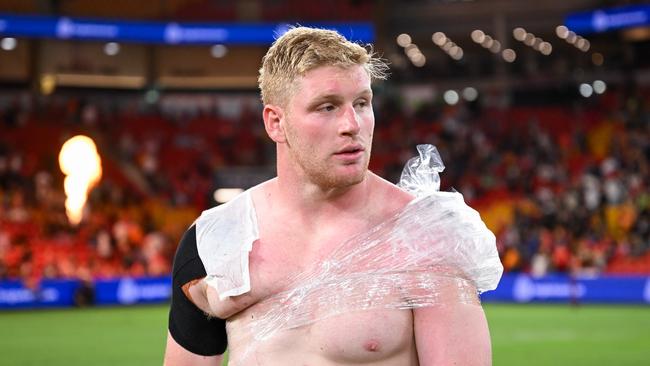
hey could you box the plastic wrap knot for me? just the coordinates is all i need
[398,144,445,197]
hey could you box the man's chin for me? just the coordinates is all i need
[327,168,368,188]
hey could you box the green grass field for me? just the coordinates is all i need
[0,304,648,365]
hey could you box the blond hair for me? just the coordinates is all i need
[258,26,388,106]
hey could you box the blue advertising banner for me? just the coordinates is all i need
[0,279,79,309]
[94,276,172,305]
[0,276,172,309]
[565,5,650,34]
[481,274,650,304]
[0,14,374,45]
[2,274,649,309]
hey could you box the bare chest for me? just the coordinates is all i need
[225,231,417,364]
[245,228,342,306]
[303,309,416,363]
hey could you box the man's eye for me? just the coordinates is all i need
[319,104,336,112]
[355,100,369,109]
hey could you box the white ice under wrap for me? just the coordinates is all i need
[195,190,259,300]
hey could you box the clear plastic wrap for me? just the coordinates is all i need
[397,144,445,195]
[226,144,503,363]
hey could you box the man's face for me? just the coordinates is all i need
[282,64,375,189]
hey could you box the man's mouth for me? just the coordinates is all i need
[334,145,365,159]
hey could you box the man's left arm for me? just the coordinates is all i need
[413,298,492,365]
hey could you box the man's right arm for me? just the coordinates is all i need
[164,225,228,365]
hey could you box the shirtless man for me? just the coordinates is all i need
[164,27,493,365]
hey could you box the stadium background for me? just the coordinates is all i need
[0,0,648,365]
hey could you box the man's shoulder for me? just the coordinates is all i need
[195,188,258,241]
[197,179,273,223]
[369,172,415,205]
[199,189,252,219]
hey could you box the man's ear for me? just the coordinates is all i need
[263,104,287,143]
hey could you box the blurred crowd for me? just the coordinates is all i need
[372,89,649,276]
[0,84,648,285]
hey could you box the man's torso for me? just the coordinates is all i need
[205,176,419,365]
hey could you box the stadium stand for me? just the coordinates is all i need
[1,83,648,285]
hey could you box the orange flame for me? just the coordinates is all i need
[58,135,102,225]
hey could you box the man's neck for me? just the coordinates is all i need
[277,172,373,214]
[271,171,374,223]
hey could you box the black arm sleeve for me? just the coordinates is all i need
[168,225,228,356]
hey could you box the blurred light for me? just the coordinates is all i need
[103,42,120,56]
[58,135,102,226]
[145,89,160,104]
[580,39,590,52]
[575,38,586,50]
[405,45,421,58]
[489,40,501,53]
[408,52,424,62]
[556,25,569,39]
[462,87,478,101]
[443,90,459,105]
[481,35,493,48]
[524,33,535,46]
[1,37,17,51]
[471,30,485,43]
[432,32,447,46]
[449,46,463,58]
[540,42,553,55]
[442,41,454,52]
[210,44,228,58]
[502,48,516,63]
[405,43,418,52]
[579,83,593,98]
[434,34,462,60]
[532,37,542,50]
[593,80,606,94]
[566,31,577,44]
[513,27,526,41]
[397,33,412,47]
[411,53,425,62]
[592,52,604,66]
[214,188,244,203]
[412,54,426,67]
[40,74,56,95]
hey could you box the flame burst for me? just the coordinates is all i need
[58,135,102,225]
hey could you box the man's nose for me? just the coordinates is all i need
[339,104,361,135]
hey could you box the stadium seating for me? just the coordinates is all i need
[0,86,648,283]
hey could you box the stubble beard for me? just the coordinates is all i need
[287,137,372,190]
